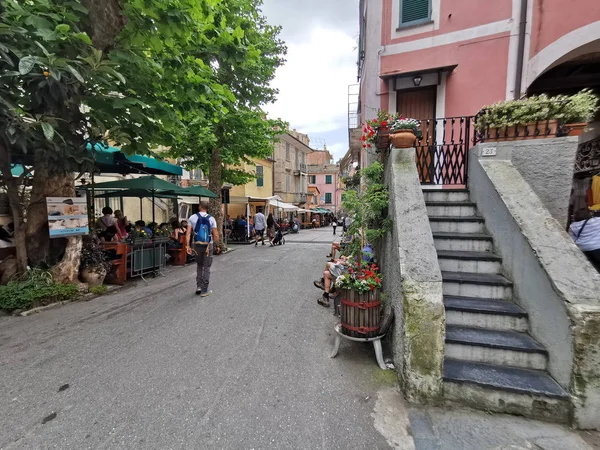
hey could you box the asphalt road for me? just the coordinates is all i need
[0,228,401,450]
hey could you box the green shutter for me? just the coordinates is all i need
[256,165,264,187]
[401,0,430,24]
[325,193,332,204]
[326,175,332,184]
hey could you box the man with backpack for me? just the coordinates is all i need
[186,202,219,296]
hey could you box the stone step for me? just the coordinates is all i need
[442,271,513,299]
[426,201,478,217]
[443,359,569,423]
[445,326,547,370]
[433,233,493,253]
[444,295,528,332]
[429,216,486,233]
[423,189,470,203]
[437,250,502,274]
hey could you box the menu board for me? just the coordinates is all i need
[47,197,89,238]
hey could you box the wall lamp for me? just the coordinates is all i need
[413,75,423,87]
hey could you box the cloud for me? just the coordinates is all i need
[262,1,359,161]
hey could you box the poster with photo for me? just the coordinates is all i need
[47,197,89,238]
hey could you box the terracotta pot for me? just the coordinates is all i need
[485,120,559,142]
[80,267,106,287]
[565,123,588,136]
[376,126,391,150]
[389,130,416,148]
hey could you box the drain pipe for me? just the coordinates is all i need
[514,0,529,99]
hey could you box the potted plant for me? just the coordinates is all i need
[475,89,599,141]
[80,239,112,287]
[338,162,391,338]
[126,228,151,246]
[152,226,170,243]
[335,262,383,338]
[364,110,398,151]
[389,116,422,148]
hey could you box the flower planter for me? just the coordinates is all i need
[80,267,106,287]
[565,122,587,136]
[389,130,416,148]
[152,237,169,243]
[483,120,560,142]
[376,126,391,150]
[340,288,381,338]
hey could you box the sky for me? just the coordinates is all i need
[260,0,360,162]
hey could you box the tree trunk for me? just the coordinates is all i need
[208,147,224,250]
[51,236,82,284]
[82,0,127,52]
[0,144,27,273]
[26,153,75,267]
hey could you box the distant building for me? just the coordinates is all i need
[273,131,312,207]
[227,156,274,218]
[306,149,343,215]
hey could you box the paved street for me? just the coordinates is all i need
[0,228,596,450]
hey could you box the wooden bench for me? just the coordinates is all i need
[168,235,188,266]
[102,242,128,285]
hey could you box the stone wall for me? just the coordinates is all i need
[470,143,600,429]
[382,147,445,403]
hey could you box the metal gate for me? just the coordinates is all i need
[414,116,475,187]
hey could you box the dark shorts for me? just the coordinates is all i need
[255,229,265,237]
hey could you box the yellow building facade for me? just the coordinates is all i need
[227,156,274,218]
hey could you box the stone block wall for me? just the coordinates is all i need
[382,147,445,403]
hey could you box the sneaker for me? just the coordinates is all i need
[313,279,325,290]
[200,290,212,297]
[195,288,202,295]
[317,297,330,308]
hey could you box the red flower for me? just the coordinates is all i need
[361,135,366,141]
[381,121,388,127]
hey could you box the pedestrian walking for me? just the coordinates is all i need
[254,207,267,246]
[332,217,337,235]
[186,201,219,296]
[266,212,276,246]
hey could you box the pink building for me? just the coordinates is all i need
[357,0,600,172]
[306,150,343,215]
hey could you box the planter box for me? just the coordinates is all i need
[376,126,390,150]
[482,120,560,142]
[340,288,381,338]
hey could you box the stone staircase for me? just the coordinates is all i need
[424,189,570,422]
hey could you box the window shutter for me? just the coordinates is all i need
[401,0,430,24]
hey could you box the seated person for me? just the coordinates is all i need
[314,256,351,308]
[169,220,186,246]
[98,225,119,243]
[135,220,153,238]
[0,226,14,248]
[569,208,600,270]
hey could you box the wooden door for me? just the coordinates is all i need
[397,87,436,182]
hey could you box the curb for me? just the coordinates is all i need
[20,284,128,317]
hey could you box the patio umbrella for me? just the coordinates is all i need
[85,176,183,224]
[167,185,217,198]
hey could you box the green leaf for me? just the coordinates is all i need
[67,65,84,83]
[73,33,92,45]
[41,122,54,141]
[55,24,70,34]
[18,56,37,75]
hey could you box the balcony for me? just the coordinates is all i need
[293,163,307,176]
[293,193,308,204]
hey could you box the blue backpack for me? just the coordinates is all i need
[194,213,213,245]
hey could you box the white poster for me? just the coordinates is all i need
[47,197,89,238]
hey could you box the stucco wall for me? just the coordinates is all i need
[470,144,600,429]
[382,146,445,402]
[478,137,579,228]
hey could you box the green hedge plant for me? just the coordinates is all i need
[475,89,599,131]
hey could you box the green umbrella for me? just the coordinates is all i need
[95,189,180,199]
[84,175,181,191]
[168,185,217,198]
[85,176,182,224]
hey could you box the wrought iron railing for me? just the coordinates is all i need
[574,135,600,174]
[414,116,475,186]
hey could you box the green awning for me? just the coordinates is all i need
[95,189,180,199]
[89,144,183,176]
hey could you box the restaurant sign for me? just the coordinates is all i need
[47,197,89,238]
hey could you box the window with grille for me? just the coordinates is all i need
[325,193,332,204]
[310,175,316,184]
[400,0,431,26]
[325,175,332,184]
[256,165,264,187]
